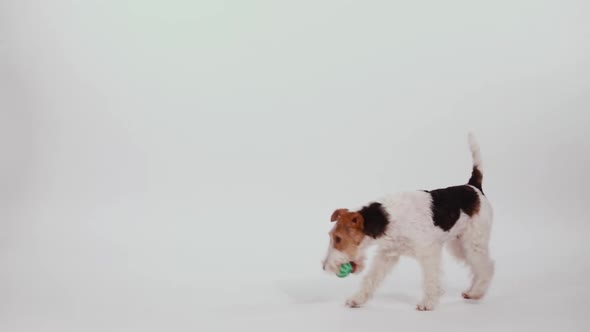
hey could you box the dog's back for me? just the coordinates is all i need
[376,133,492,245]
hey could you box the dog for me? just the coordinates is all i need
[321,133,494,311]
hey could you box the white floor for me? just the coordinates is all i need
[1,215,588,332]
[3,1,589,331]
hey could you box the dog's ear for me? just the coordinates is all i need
[349,212,364,230]
[330,209,348,222]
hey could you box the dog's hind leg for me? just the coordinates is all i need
[460,217,495,300]
[446,236,467,262]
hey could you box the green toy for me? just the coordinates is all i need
[337,262,353,278]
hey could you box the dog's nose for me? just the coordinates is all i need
[321,260,327,271]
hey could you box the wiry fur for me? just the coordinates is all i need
[322,133,494,311]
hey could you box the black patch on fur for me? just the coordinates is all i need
[427,185,480,232]
[358,202,389,239]
[468,167,484,194]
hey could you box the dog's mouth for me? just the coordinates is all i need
[350,261,358,273]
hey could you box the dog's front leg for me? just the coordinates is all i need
[345,251,399,308]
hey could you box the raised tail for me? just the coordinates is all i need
[467,132,484,194]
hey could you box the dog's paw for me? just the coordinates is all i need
[416,303,434,311]
[416,298,437,311]
[345,299,361,308]
[462,291,483,300]
[345,293,368,308]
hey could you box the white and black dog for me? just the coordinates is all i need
[322,133,494,311]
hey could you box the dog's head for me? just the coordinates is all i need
[321,208,370,275]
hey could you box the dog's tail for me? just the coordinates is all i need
[467,132,484,193]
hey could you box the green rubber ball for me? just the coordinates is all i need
[337,262,353,278]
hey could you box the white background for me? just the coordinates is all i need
[1,1,589,331]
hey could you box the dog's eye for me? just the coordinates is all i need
[334,236,341,244]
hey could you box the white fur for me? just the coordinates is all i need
[329,134,494,311]
[322,247,349,274]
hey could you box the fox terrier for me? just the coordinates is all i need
[322,133,494,311]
